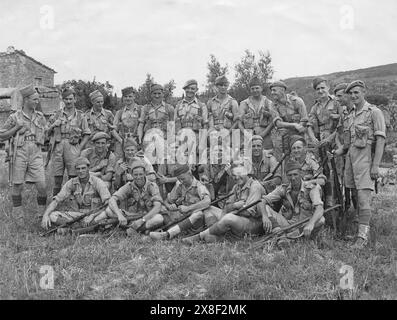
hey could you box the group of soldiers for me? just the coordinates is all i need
[0,74,387,250]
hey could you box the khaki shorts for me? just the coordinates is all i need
[344,144,374,190]
[13,142,45,184]
[49,210,86,222]
[52,139,81,177]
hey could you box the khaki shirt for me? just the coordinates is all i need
[1,109,47,146]
[140,102,174,135]
[239,95,274,132]
[252,150,280,181]
[289,152,326,182]
[80,147,117,175]
[54,175,111,211]
[272,94,308,133]
[207,95,239,129]
[263,180,323,223]
[226,178,264,219]
[112,179,162,215]
[168,178,210,206]
[85,108,114,136]
[174,97,208,132]
[114,104,141,138]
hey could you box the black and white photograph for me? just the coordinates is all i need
[0,0,396,306]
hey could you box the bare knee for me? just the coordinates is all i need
[219,213,238,228]
[146,214,164,228]
[189,211,204,223]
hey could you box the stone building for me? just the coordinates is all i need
[0,46,56,88]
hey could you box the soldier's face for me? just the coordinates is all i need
[124,93,135,105]
[76,164,89,179]
[151,90,164,103]
[287,169,302,187]
[132,167,146,186]
[252,141,263,157]
[124,146,137,159]
[63,94,76,107]
[95,139,107,153]
[177,172,192,187]
[334,89,350,107]
[184,85,198,99]
[93,97,104,109]
[291,141,305,158]
[349,87,366,105]
[271,87,284,101]
[216,83,228,95]
[26,93,40,109]
[250,85,262,97]
[315,82,329,99]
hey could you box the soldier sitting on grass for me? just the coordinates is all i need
[41,157,111,234]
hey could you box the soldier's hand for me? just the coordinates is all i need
[83,215,95,226]
[126,173,133,181]
[179,205,189,214]
[118,215,128,226]
[262,216,272,234]
[326,150,334,160]
[120,162,128,172]
[370,165,380,180]
[294,123,305,133]
[233,201,245,210]
[303,222,314,237]
[167,204,178,211]
[311,137,320,146]
[41,214,52,230]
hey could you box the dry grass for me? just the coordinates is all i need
[0,152,396,300]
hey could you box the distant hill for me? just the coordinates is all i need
[283,63,397,108]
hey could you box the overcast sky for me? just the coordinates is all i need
[1,0,396,95]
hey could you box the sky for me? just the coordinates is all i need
[1,0,396,95]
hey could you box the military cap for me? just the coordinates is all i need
[89,90,103,102]
[285,160,302,173]
[61,87,76,99]
[20,85,38,98]
[123,138,138,149]
[182,79,198,89]
[312,77,327,90]
[333,83,348,94]
[249,76,262,88]
[289,135,306,148]
[269,81,287,90]
[121,87,135,96]
[74,156,90,168]
[92,132,110,142]
[252,135,264,143]
[345,80,366,93]
[130,159,146,172]
[215,75,229,86]
[151,83,163,92]
[173,164,190,177]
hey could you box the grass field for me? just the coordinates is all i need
[0,152,396,300]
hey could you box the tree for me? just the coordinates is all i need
[366,94,389,106]
[134,74,177,106]
[230,50,274,102]
[205,54,228,95]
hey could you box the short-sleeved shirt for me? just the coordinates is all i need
[207,95,239,129]
[252,150,280,181]
[226,178,264,219]
[48,107,91,141]
[139,102,174,136]
[112,179,162,215]
[344,101,386,147]
[0,109,47,146]
[272,94,308,133]
[239,95,274,130]
[308,95,343,140]
[168,178,210,206]
[85,108,114,136]
[113,104,141,137]
[289,152,326,182]
[174,97,208,132]
[54,175,111,210]
[263,180,323,223]
[80,147,117,175]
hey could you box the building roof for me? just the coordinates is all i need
[0,48,57,73]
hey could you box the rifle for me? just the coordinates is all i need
[8,136,14,187]
[252,204,341,249]
[263,152,288,182]
[45,135,56,168]
[9,131,20,187]
[40,203,107,236]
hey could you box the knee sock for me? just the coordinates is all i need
[359,209,371,226]
[167,225,181,239]
[12,195,22,208]
[37,196,47,206]
[178,218,194,232]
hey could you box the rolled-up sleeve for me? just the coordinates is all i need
[372,108,386,138]
[54,180,73,203]
[112,183,131,202]
[245,181,264,216]
[309,184,323,207]
[262,185,285,205]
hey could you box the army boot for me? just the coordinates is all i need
[350,224,370,249]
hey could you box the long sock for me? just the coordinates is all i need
[37,196,47,206]
[12,195,22,208]
[359,209,371,226]
[178,218,194,232]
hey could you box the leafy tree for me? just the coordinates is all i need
[366,94,389,106]
[205,54,228,95]
[134,74,177,105]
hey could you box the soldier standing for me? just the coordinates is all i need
[0,85,48,225]
[47,88,91,196]
[334,80,386,249]
[113,87,141,160]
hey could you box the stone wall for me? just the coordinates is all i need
[0,52,54,87]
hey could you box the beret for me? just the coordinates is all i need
[151,83,163,92]
[183,79,198,89]
[345,80,366,93]
[333,83,348,94]
[121,87,135,96]
[123,138,138,149]
[269,81,287,90]
[20,85,38,98]
[89,90,103,102]
[252,135,264,143]
[92,132,110,142]
[285,160,302,173]
[249,76,262,88]
[130,159,146,172]
[61,87,76,99]
[289,135,306,148]
[173,164,190,177]
[74,156,90,168]
[215,75,229,85]
[312,77,327,90]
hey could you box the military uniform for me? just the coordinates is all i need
[85,108,114,145]
[139,101,174,139]
[289,151,326,182]
[174,97,208,134]
[80,147,116,183]
[207,95,239,131]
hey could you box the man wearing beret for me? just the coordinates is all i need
[239,76,275,151]
[47,87,91,197]
[270,80,309,161]
[113,87,142,160]
[260,160,326,243]
[149,164,222,241]
[92,159,163,234]
[333,80,386,249]
[41,156,111,233]
[138,83,174,146]
[80,132,116,189]
[0,85,48,225]
[85,90,117,147]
